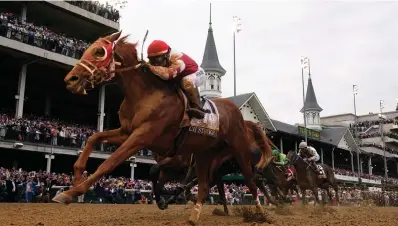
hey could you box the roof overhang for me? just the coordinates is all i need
[241,93,276,131]
[361,146,398,158]
[341,128,360,153]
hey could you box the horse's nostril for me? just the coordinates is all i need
[69,75,79,82]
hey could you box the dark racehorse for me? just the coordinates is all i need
[150,151,194,208]
[260,162,300,203]
[286,151,339,205]
[150,121,283,215]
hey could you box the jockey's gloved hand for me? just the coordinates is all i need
[139,61,149,72]
[139,60,148,67]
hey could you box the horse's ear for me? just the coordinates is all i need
[107,30,122,42]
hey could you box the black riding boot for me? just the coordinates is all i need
[183,85,209,119]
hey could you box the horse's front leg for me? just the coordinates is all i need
[52,125,155,204]
[150,155,186,209]
[149,165,168,210]
[312,187,321,205]
[301,187,308,205]
[73,128,127,186]
[167,164,196,205]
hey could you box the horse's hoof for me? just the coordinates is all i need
[255,204,263,213]
[187,219,197,226]
[188,204,202,225]
[52,193,73,205]
[157,197,168,210]
[158,203,168,210]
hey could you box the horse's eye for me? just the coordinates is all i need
[93,47,106,58]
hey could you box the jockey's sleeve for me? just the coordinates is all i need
[309,147,317,156]
[148,59,185,80]
[280,154,286,162]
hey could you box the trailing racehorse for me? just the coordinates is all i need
[150,120,278,215]
[286,151,339,205]
[152,120,295,215]
[52,31,273,224]
[150,151,195,209]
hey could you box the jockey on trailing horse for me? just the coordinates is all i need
[298,141,321,174]
[146,40,209,119]
[272,149,290,177]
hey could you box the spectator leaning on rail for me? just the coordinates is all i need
[0,11,89,59]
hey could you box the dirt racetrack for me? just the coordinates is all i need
[0,203,397,226]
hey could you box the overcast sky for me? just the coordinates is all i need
[117,0,398,124]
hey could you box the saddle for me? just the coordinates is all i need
[311,164,326,179]
[166,91,220,157]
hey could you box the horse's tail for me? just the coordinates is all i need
[245,121,274,169]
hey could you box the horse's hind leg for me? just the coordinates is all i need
[168,164,196,205]
[332,183,339,205]
[231,142,262,211]
[256,179,278,206]
[150,155,185,209]
[188,154,211,225]
[214,174,229,215]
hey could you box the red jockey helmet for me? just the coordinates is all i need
[147,40,170,57]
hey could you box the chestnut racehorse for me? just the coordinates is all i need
[52,31,273,224]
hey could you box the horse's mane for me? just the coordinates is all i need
[113,35,139,61]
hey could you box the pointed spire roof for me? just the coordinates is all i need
[200,3,226,75]
[301,75,323,113]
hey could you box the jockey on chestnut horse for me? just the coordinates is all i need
[53,32,273,224]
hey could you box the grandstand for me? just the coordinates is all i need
[321,111,398,184]
[0,1,153,178]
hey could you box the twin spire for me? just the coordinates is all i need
[200,3,226,75]
[301,76,323,113]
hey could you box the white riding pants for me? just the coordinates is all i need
[182,67,205,88]
[304,154,320,163]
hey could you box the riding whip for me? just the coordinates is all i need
[141,30,149,61]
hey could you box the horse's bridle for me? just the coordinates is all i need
[76,38,143,87]
[289,151,313,171]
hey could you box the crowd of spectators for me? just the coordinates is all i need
[360,142,398,155]
[358,131,398,140]
[0,167,71,203]
[2,166,398,207]
[351,118,395,133]
[0,112,153,156]
[0,11,90,59]
[347,117,398,155]
[66,0,120,22]
[333,167,398,185]
[0,112,96,150]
